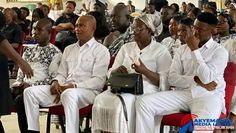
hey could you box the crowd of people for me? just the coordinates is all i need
[1,0,236,133]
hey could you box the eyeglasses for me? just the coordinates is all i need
[131,26,147,34]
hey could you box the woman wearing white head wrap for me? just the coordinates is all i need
[136,13,163,37]
[229,2,236,10]
[92,14,172,133]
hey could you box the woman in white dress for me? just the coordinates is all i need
[161,15,183,57]
[92,14,172,133]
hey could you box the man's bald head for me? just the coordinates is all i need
[75,15,97,44]
[80,15,96,31]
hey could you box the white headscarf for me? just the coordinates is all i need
[135,13,163,36]
[98,0,106,5]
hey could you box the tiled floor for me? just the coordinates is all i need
[1,112,62,133]
[1,79,62,132]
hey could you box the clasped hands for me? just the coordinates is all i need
[50,80,75,104]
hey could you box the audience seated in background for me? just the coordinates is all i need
[180,2,187,15]
[82,0,96,13]
[229,9,236,32]
[2,8,23,49]
[11,18,62,133]
[36,2,43,8]
[170,3,180,14]
[161,15,183,57]
[127,0,135,13]
[53,0,79,52]
[215,13,235,43]
[23,15,110,133]
[187,7,201,21]
[11,7,29,36]
[156,6,173,42]
[87,11,110,43]
[48,3,63,22]
[2,8,24,78]
[28,8,45,37]
[40,4,55,25]
[186,2,195,14]
[103,3,133,57]
[92,13,172,133]
[92,0,106,16]
[145,0,159,16]
[20,7,31,34]
[135,12,228,133]
[145,0,163,38]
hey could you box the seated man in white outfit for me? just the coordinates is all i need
[135,12,228,133]
[92,14,172,133]
[23,15,110,133]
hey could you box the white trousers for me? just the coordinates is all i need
[23,85,96,133]
[135,89,223,133]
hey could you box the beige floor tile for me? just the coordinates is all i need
[1,113,62,133]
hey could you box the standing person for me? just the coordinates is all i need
[0,11,33,133]
[23,15,110,133]
[136,12,228,133]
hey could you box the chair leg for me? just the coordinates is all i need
[84,113,91,133]
[46,113,51,133]
[160,123,164,133]
[80,117,84,133]
[59,115,65,133]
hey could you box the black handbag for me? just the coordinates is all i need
[106,73,143,95]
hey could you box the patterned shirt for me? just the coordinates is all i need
[108,27,134,57]
[161,36,181,58]
[12,43,62,86]
[215,34,236,44]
